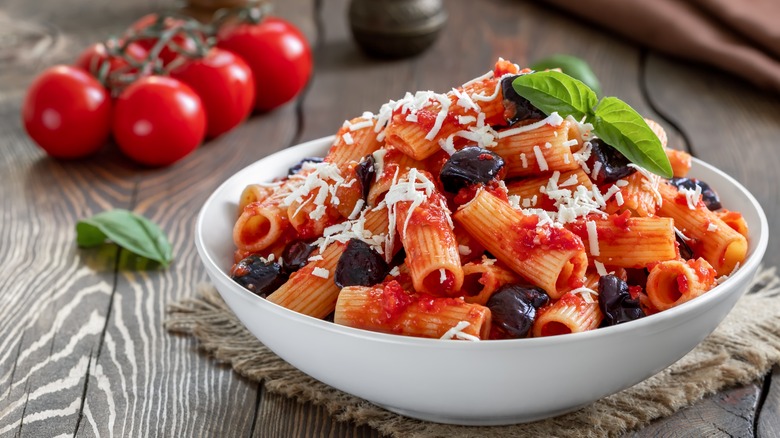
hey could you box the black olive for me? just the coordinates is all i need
[585,139,636,184]
[675,229,694,260]
[439,146,505,193]
[598,275,645,327]
[287,157,324,175]
[669,177,722,211]
[486,284,549,339]
[281,241,315,275]
[334,239,389,287]
[230,255,289,298]
[355,154,376,201]
[501,74,546,125]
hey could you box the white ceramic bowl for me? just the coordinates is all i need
[195,136,768,425]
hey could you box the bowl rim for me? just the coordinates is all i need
[195,135,769,350]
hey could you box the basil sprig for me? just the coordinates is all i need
[512,71,673,178]
[77,209,173,267]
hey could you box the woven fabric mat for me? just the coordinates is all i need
[165,268,780,437]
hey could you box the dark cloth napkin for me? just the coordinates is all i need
[544,0,780,92]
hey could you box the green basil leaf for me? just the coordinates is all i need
[530,54,602,96]
[76,209,173,267]
[592,97,673,178]
[512,71,598,121]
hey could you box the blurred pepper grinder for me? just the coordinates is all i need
[349,0,447,58]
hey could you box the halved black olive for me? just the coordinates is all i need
[355,154,376,201]
[334,239,389,287]
[281,241,315,275]
[586,139,636,184]
[669,177,722,211]
[598,275,645,327]
[230,255,289,298]
[288,157,324,175]
[486,284,549,339]
[439,146,505,193]
[501,74,546,125]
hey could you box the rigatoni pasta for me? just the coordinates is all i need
[226,58,750,342]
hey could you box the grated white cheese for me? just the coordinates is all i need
[461,70,494,88]
[440,321,480,341]
[439,268,447,283]
[458,115,477,125]
[628,164,662,204]
[590,161,602,180]
[563,139,579,147]
[371,149,387,182]
[569,287,598,304]
[679,185,702,210]
[533,145,548,172]
[312,267,330,279]
[707,222,719,232]
[348,199,365,220]
[389,266,401,277]
[615,191,624,206]
[349,120,374,131]
[560,174,579,187]
[458,245,472,256]
[384,168,438,242]
[586,220,600,256]
[594,261,608,276]
[308,255,324,262]
[563,154,570,165]
[519,152,528,169]
[497,112,564,139]
[544,142,553,149]
[424,93,452,140]
[342,132,354,145]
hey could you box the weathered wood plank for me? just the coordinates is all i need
[758,365,780,438]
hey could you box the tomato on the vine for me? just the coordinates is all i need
[217,17,312,111]
[112,76,206,166]
[170,48,255,138]
[75,41,148,78]
[129,14,201,66]
[22,65,112,159]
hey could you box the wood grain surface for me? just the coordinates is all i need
[0,0,778,436]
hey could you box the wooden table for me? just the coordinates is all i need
[2,0,779,436]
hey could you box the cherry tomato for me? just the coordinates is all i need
[112,76,206,166]
[22,65,112,159]
[217,17,312,111]
[170,48,255,138]
[129,14,200,66]
[75,41,148,78]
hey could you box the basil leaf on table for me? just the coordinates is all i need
[511,70,598,122]
[76,209,173,267]
[530,54,602,96]
[592,97,673,178]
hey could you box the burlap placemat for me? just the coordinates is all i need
[165,268,780,437]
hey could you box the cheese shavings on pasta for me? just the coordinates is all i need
[384,168,437,239]
[440,321,480,341]
[312,267,330,279]
[569,287,599,304]
[281,162,348,220]
[679,185,702,210]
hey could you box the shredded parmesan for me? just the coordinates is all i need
[342,132,354,145]
[533,145,548,171]
[570,287,598,304]
[312,267,329,279]
[586,220,600,256]
[458,245,472,256]
[389,266,401,277]
[497,112,564,139]
[440,321,480,341]
[707,222,719,232]
[679,185,702,210]
[594,261,608,276]
[308,255,324,262]
[519,153,528,169]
